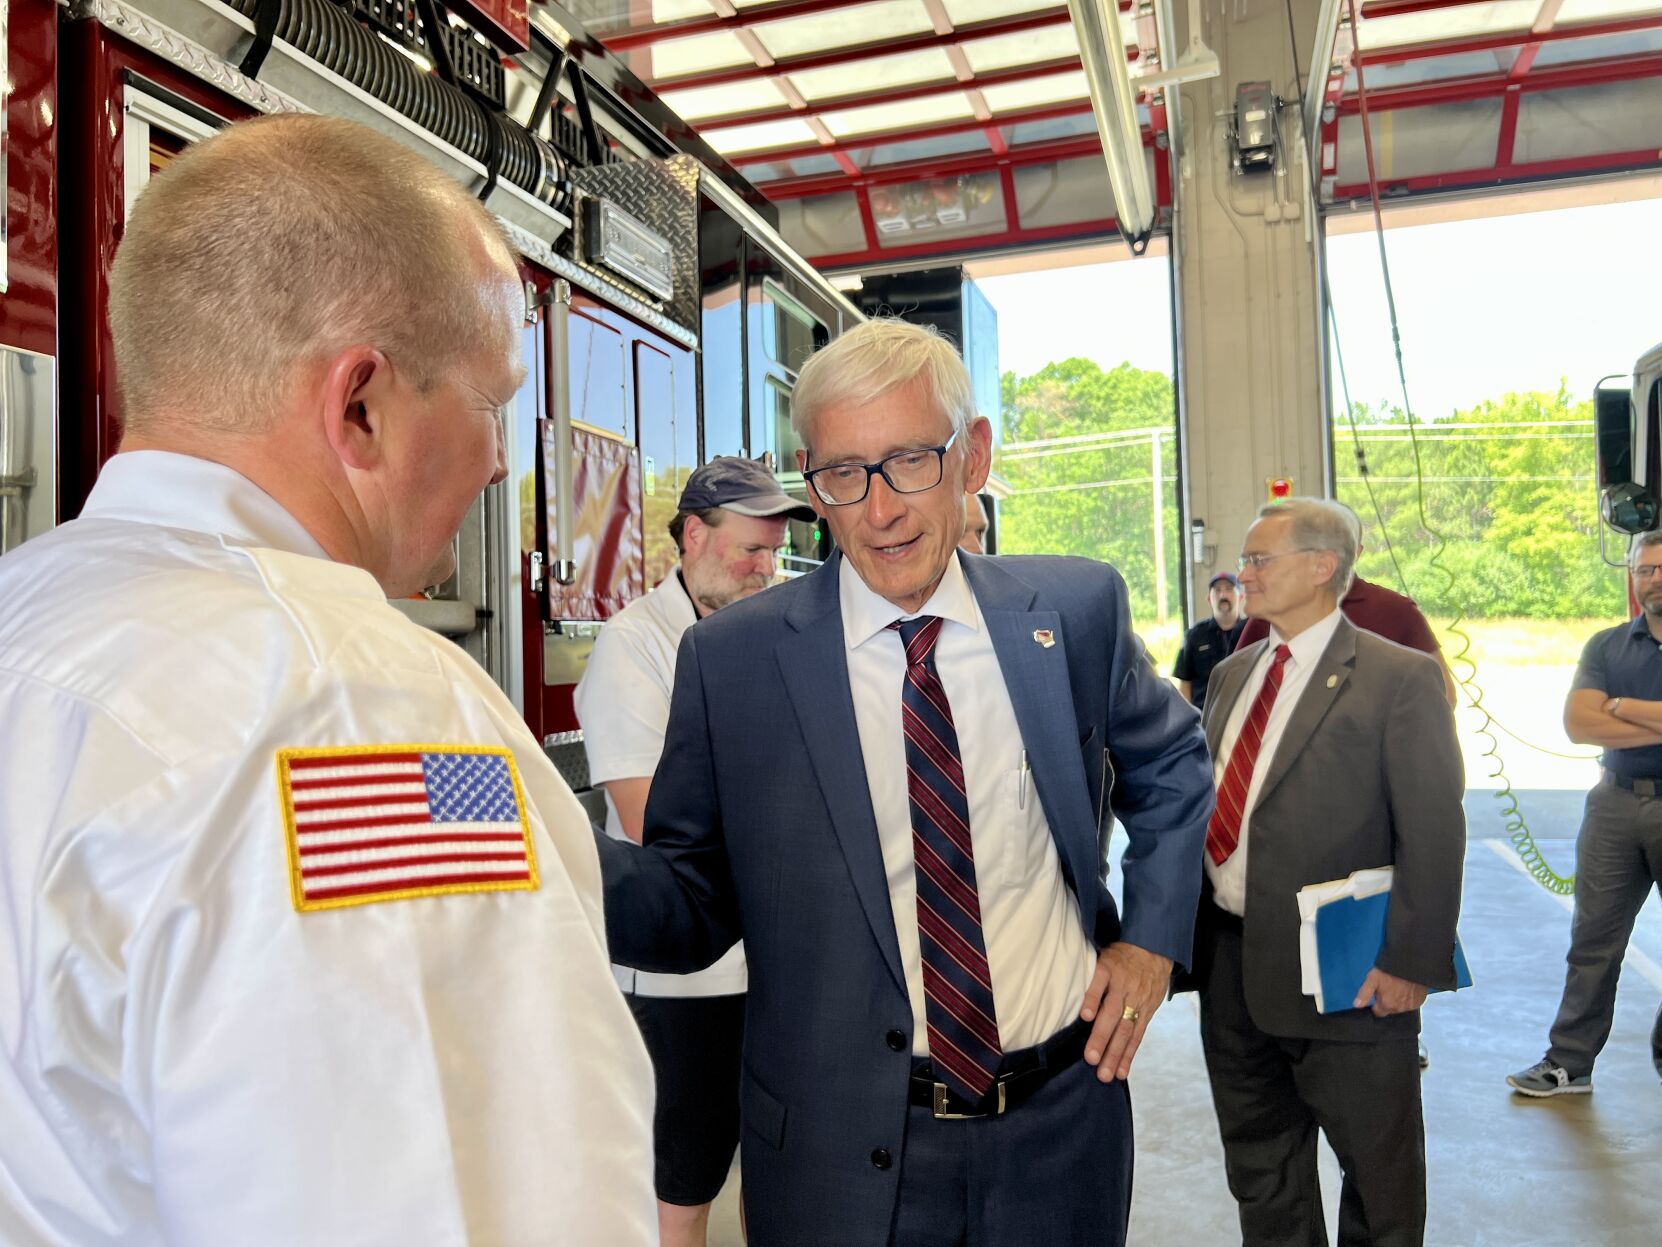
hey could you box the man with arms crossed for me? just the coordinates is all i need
[1181,498,1464,1247]
[597,318,1213,1246]
[576,457,812,1245]
[1508,530,1662,1095]
[0,116,653,1245]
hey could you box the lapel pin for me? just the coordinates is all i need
[1326,674,1338,688]
[1033,629,1055,649]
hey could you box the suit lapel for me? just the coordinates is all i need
[1252,618,1358,811]
[777,557,907,996]
[963,558,1098,902]
[1205,642,1263,756]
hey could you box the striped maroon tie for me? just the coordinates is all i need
[892,616,1003,1102]
[1206,643,1292,866]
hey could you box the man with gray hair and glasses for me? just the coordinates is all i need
[0,115,653,1244]
[1509,530,1662,1097]
[1176,496,1465,1247]
[597,316,1213,1246]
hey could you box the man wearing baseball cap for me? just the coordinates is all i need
[574,457,813,1247]
[1174,571,1245,711]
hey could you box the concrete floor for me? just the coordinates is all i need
[705,792,1662,1246]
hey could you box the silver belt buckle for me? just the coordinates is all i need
[931,1080,1007,1120]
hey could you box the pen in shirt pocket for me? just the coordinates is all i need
[1018,749,1030,809]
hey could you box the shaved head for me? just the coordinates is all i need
[109,113,520,435]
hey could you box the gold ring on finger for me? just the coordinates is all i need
[1121,1004,1140,1022]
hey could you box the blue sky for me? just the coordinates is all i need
[976,194,1662,419]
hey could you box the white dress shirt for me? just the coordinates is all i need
[840,553,1096,1055]
[0,452,655,1247]
[1207,606,1345,916]
[575,568,747,997]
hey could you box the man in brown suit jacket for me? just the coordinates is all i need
[1176,498,1465,1247]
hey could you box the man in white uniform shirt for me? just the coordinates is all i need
[0,116,654,1246]
[575,457,812,1247]
[1176,498,1464,1247]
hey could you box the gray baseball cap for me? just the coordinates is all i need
[679,456,815,522]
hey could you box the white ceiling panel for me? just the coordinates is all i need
[705,116,820,154]
[1356,1,1540,51]
[821,92,979,136]
[660,78,792,121]
[787,47,958,100]
[649,30,757,79]
[939,0,1061,22]
[980,69,1088,112]
[752,0,936,60]
[650,0,719,20]
[959,23,1080,72]
[1557,0,1662,21]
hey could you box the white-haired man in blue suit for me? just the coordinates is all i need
[597,317,1214,1247]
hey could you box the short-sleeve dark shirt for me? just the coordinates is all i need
[1571,616,1662,779]
[1173,617,1245,710]
[1234,576,1442,655]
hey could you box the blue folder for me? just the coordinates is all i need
[1313,891,1472,1015]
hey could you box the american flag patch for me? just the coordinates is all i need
[277,745,539,912]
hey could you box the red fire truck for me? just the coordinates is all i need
[0,0,861,783]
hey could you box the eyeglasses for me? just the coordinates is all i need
[1634,564,1662,580]
[1237,548,1318,572]
[802,429,959,506]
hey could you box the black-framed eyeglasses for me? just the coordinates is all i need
[1237,548,1319,572]
[802,429,960,506]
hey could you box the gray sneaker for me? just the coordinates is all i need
[1507,1059,1592,1097]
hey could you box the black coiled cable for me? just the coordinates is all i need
[225,0,570,214]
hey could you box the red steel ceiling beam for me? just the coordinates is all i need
[637,7,1076,91]
[1354,13,1662,67]
[604,0,860,52]
[1495,0,1565,168]
[1330,143,1662,200]
[1336,47,1662,112]
[757,132,1109,199]
[691,55,1083,131]
[1356,0,1487,18]
[728,99,1096,164]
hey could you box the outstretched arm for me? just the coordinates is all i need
[597,630,743,974]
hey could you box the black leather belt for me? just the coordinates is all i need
[907,1017,1091,1119]
[1607,772,1662,796]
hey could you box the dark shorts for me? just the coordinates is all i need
[627,992,746,1206]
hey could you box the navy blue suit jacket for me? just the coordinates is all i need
[597,552,1212,1244]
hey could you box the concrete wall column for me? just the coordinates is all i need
[1171,0,1331,619]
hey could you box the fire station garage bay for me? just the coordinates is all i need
[3,0,1662,1242]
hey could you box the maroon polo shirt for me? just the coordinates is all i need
[1234,575,1441,655]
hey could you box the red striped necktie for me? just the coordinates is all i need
[1206,643,1293,867]
[891,615,1003,1102]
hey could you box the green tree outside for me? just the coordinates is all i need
[996,358,1624,622]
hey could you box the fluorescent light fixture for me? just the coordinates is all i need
[1066,0,1157,240]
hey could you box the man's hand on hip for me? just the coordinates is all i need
[1078,942,1173,1082]
[1355,967,1428,1017]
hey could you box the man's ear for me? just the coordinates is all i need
[1313,550,1340,589]
[962,416,993,493]
[682,513,709,557]
[319,346,393,472]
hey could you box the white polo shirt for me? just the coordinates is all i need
[574,570,748,997]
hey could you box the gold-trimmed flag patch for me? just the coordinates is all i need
[277,745,539,912]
